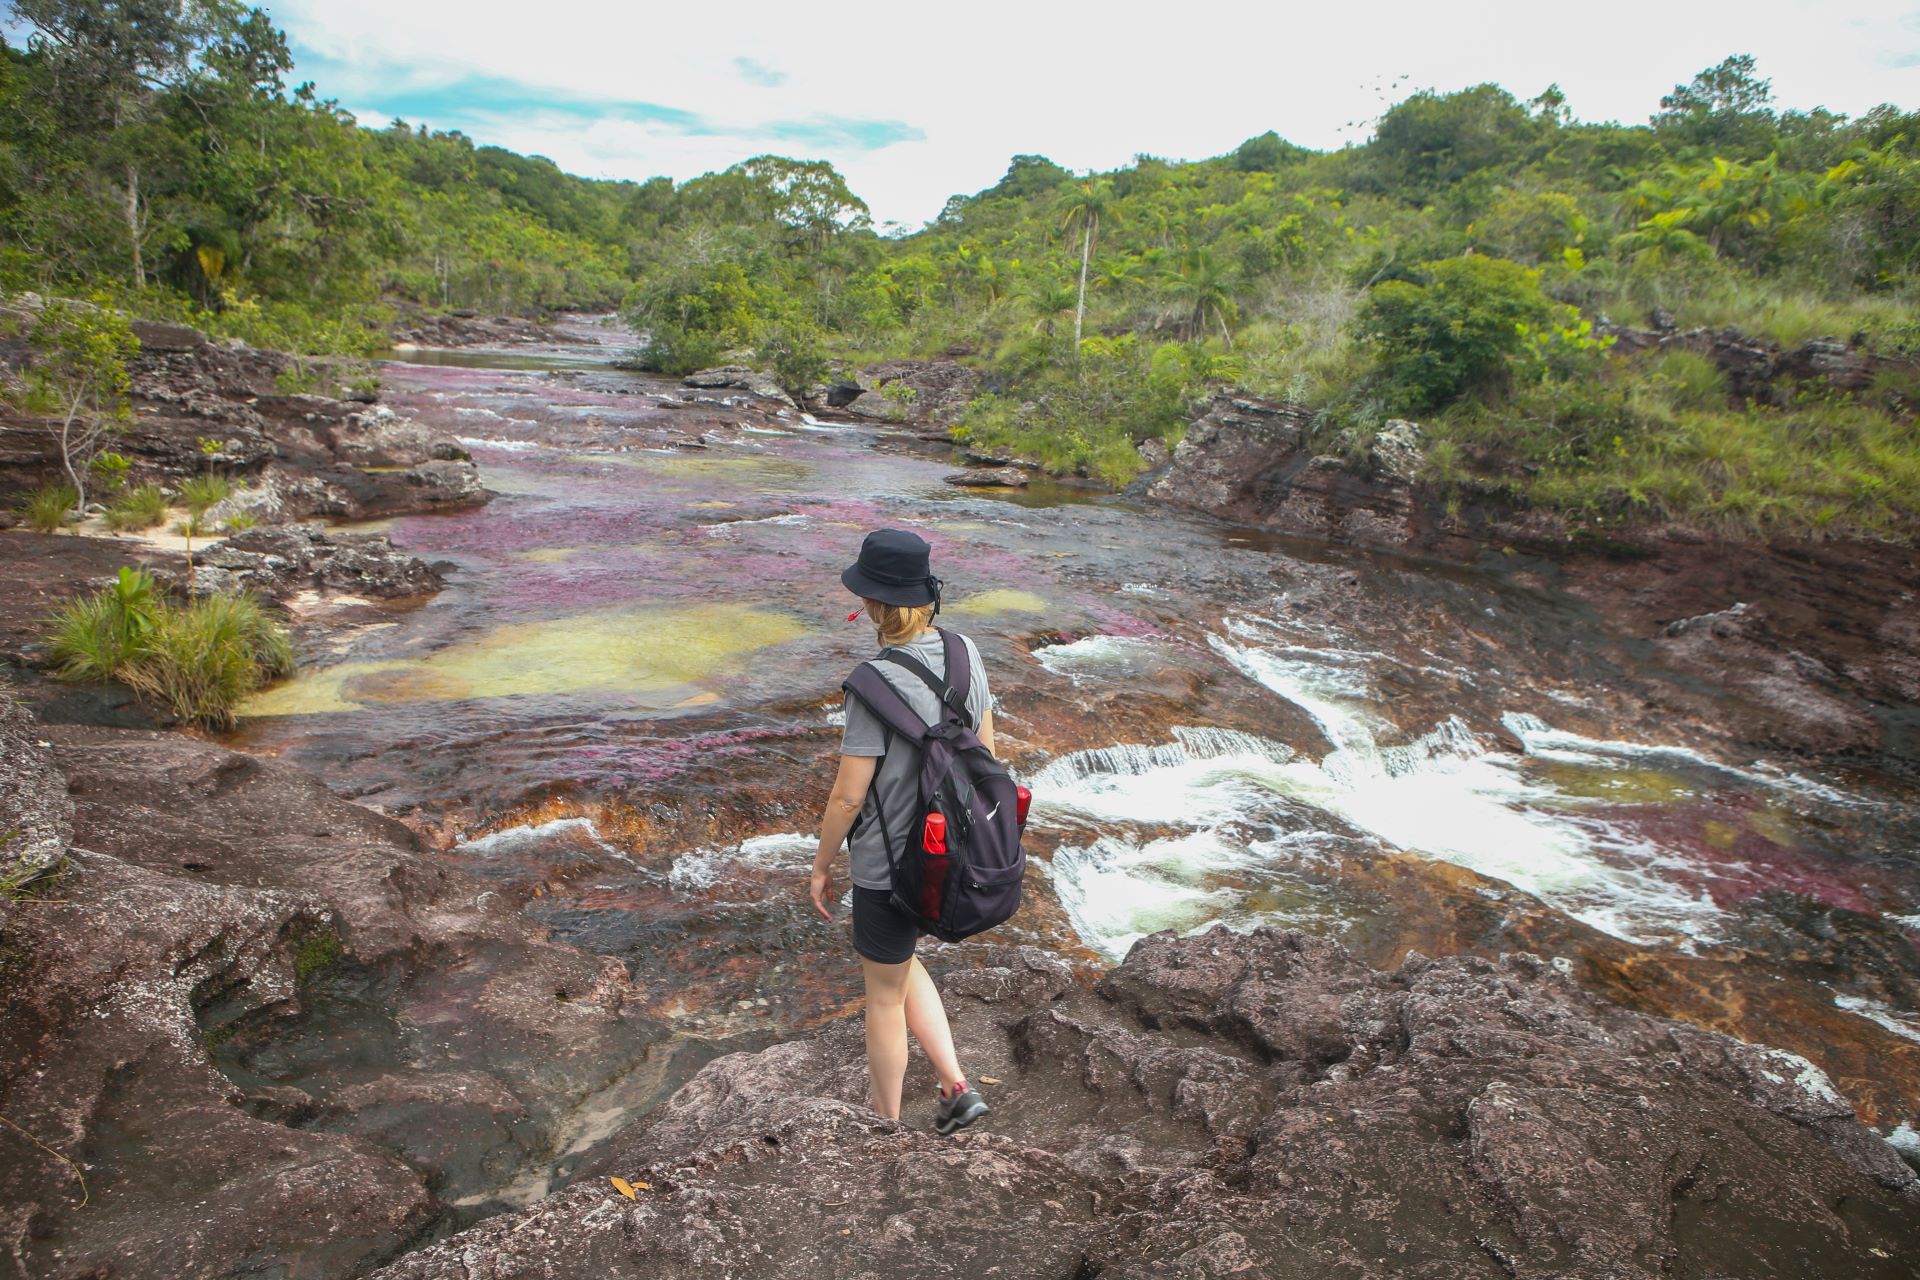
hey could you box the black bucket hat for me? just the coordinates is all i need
[842,528,942,611]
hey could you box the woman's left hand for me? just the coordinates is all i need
[809,865,834,920]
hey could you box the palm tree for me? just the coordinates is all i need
[1168,246,1240,345]
[1023,279,1080,337]
[1059,179,1117,346]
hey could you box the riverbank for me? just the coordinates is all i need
[4,320,1919,1276]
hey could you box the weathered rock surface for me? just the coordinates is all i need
[1148,393,1425,548]
[680,365,798,408]
[944,465,1029,488]
[1604,323,1920,400]
[0,313,488,523]
[373,929,1918,1280]
[195,522,445,598]
[834,358,981,427]
[0,701,672,1278]
[0,694,70,870]
[390,310,552,349]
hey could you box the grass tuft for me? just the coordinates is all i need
[19,483,78,534]
[103,483,170,532]
[46,569,293,728]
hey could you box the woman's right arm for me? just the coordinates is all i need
[810,753,877,920]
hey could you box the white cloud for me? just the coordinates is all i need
[272,0,1920,227]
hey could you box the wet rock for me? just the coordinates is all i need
[198,522,445,598]
[681,366,797,408]
[376,927,1918,1280]
[1,703,670,1276]
[944,466,1029,489]
[1657,599,1883,752]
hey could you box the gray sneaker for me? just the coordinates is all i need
[934,1084,989,1135]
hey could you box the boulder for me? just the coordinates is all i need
[836,359,981,427]
[372,928,1919,1280]
[681,366,798,408]
[197,522,445,598]
[944,466,1029,489]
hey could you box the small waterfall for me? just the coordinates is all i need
[1038,620,1745,960]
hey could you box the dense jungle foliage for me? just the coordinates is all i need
[5,1,1919,536]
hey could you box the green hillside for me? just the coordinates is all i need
[4,1,1918,537]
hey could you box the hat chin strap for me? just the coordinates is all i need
[927,575,942,616]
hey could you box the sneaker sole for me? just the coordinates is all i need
[936,1099,989,1135]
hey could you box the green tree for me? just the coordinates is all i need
[1059,178,1116,345]
[10,299,139,506]
[1167,246,1239,344]
[1654,54,1778,155]
[1356,255,1556,409]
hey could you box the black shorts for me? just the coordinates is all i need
[851,886,921,964]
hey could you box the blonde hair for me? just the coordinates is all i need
[866,599,935,647]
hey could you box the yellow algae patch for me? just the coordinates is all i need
[514,547,581,564]
[1746,805,1798,846]
[947,588,1050,618]
[1537,762,1695,806]
[691,500,736,509]
[1701,819,1741,851]
[240,603,810,717]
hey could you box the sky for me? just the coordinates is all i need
[269,0,1920,229]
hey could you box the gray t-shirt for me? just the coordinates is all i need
[840,629,990,890]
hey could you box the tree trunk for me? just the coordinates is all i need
[125,164,143,287]
[59,405,87,511]
[1073,218,1093,347]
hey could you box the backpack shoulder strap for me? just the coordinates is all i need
[938,628,973,705]
[876,646,972,727]
[843,662,933,742]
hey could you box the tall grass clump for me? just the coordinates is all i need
[20,482,78,533]
[104,483,170,532]
[46,568,294,728]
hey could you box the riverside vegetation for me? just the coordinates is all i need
[2,0,1917,539]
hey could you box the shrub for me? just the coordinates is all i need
[46,570,292,728]
[178,474,233,516]
[104,483,170,531]
[20,483,78,533]
[124,593,293,728]
[1355,255,1559,411]
[48,567,159,683]
[756,322,830,395]
[223,512,258,533]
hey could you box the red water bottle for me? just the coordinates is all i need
[1015,786,1032,828]
[920,812,948,919]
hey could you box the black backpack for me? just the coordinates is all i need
[842,629,1026,943]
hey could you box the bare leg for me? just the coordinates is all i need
[903,957,965,1093]
[861,957,913,1119]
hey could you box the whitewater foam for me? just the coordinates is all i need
[457,817,636,867]
[668,832,814,893]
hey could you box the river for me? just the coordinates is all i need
[225,319,1920,1191]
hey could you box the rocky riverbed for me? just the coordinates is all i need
[3,317,1918,1277]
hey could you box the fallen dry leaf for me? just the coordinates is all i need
[979,1076,1002,1086]
[610,1177,637,1199]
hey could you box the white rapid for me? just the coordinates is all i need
[1029,613,1841,961]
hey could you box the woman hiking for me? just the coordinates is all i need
[808,528,994,1135]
